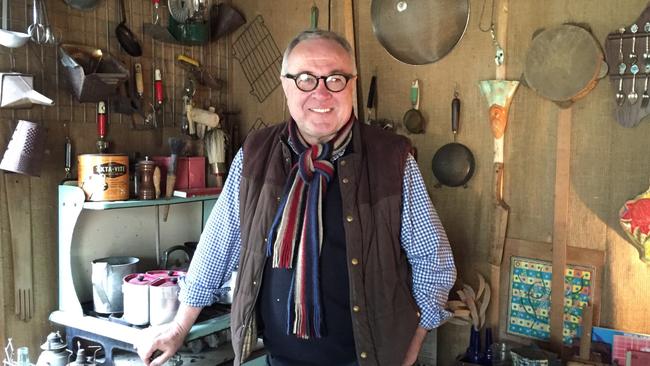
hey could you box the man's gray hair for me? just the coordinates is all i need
[280,29,357,75]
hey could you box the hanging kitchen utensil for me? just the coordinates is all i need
[152,0,161,24]
[176,54,225,90]
[0,73,54,108]
[479,79,519,266]
[403,79,424,133]
[115,0,142,57]
[0,0,30,48]
[0,120,48,177]
[168,0,193,23]
[232,15,282,103]
[431,91,475,187]
[523,23,606,107]
[371,0,469,65]
[211,3,245,40]
[64,0,100,11]
[60,136,74,184]
[59,44,129,102]
[167,0,208,45]
[4,173,34,321]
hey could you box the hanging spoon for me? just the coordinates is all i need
[630,23,639,64]
[618,27,625,61]
[628,63,639,105]
[616,77,626,106]
[642,74,649,108]
[617,49,627,106]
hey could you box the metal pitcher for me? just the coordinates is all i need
[91,256,138,313]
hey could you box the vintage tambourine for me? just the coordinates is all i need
[523,24,608,107]
[619,183,650,263]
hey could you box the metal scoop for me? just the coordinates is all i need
[0,0,30,48]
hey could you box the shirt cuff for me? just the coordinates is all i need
[419,305,454,330]
[178,276,228,307]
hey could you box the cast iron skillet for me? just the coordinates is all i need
[431,93,475,187]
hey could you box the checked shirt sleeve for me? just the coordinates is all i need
[400,154,456,329]
[179,149,244,307]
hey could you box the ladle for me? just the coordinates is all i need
[628,63,639,105]
[115,0,142,57]
[0,0,30,48]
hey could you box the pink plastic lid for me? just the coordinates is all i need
[150,277,179,287]
[123,273,158,285]
[146,270,186,278]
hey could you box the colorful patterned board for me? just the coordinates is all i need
[507,256,593,344]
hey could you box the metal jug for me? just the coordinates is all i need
[91,256,139,313]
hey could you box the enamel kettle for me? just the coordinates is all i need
[36,332,72,366]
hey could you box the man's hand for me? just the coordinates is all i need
[136,304,202,366]
[401,326,429,366]
[136,322,188,366]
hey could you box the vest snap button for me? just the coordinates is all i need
[351,258,359,265]
[340,160,347,166]
[360,352,367,359]
[353,305,360,312]
[346,215,353,222]
[342,177,349,184]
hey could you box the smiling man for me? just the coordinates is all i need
[138,29,455,366]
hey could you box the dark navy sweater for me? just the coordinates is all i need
[257,165,357,366]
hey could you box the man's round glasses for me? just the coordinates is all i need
[282,72,355,92]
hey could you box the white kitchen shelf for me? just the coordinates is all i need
[54,183,222,345]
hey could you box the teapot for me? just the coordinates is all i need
[160,245,192,270]
[36,332,72,366]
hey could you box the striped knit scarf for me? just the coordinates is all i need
[266,116,354,339]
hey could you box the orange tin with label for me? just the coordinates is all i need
[78,154,129,201]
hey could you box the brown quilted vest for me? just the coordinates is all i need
[232,120,419,365]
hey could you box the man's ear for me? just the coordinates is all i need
[280,77,291,95]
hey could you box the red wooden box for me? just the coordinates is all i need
[151,156,206,193]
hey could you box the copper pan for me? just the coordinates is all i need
[371,0,469,65]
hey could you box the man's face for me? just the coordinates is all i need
[281,38,355,145]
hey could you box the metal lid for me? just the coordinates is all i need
[150,277,179,287]
[123,273,156,285]
[146,269,186,278]
[40,332,67,351]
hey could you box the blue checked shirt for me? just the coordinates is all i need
[180,148,456,329]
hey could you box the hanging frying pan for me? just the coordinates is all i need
[371,0,469,65]
[431,92,475,187]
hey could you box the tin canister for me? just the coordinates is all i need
[149,277,180,326]
[78,154,129,201]
[122,273,158,326]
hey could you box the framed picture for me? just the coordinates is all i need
[498,238,605,345]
